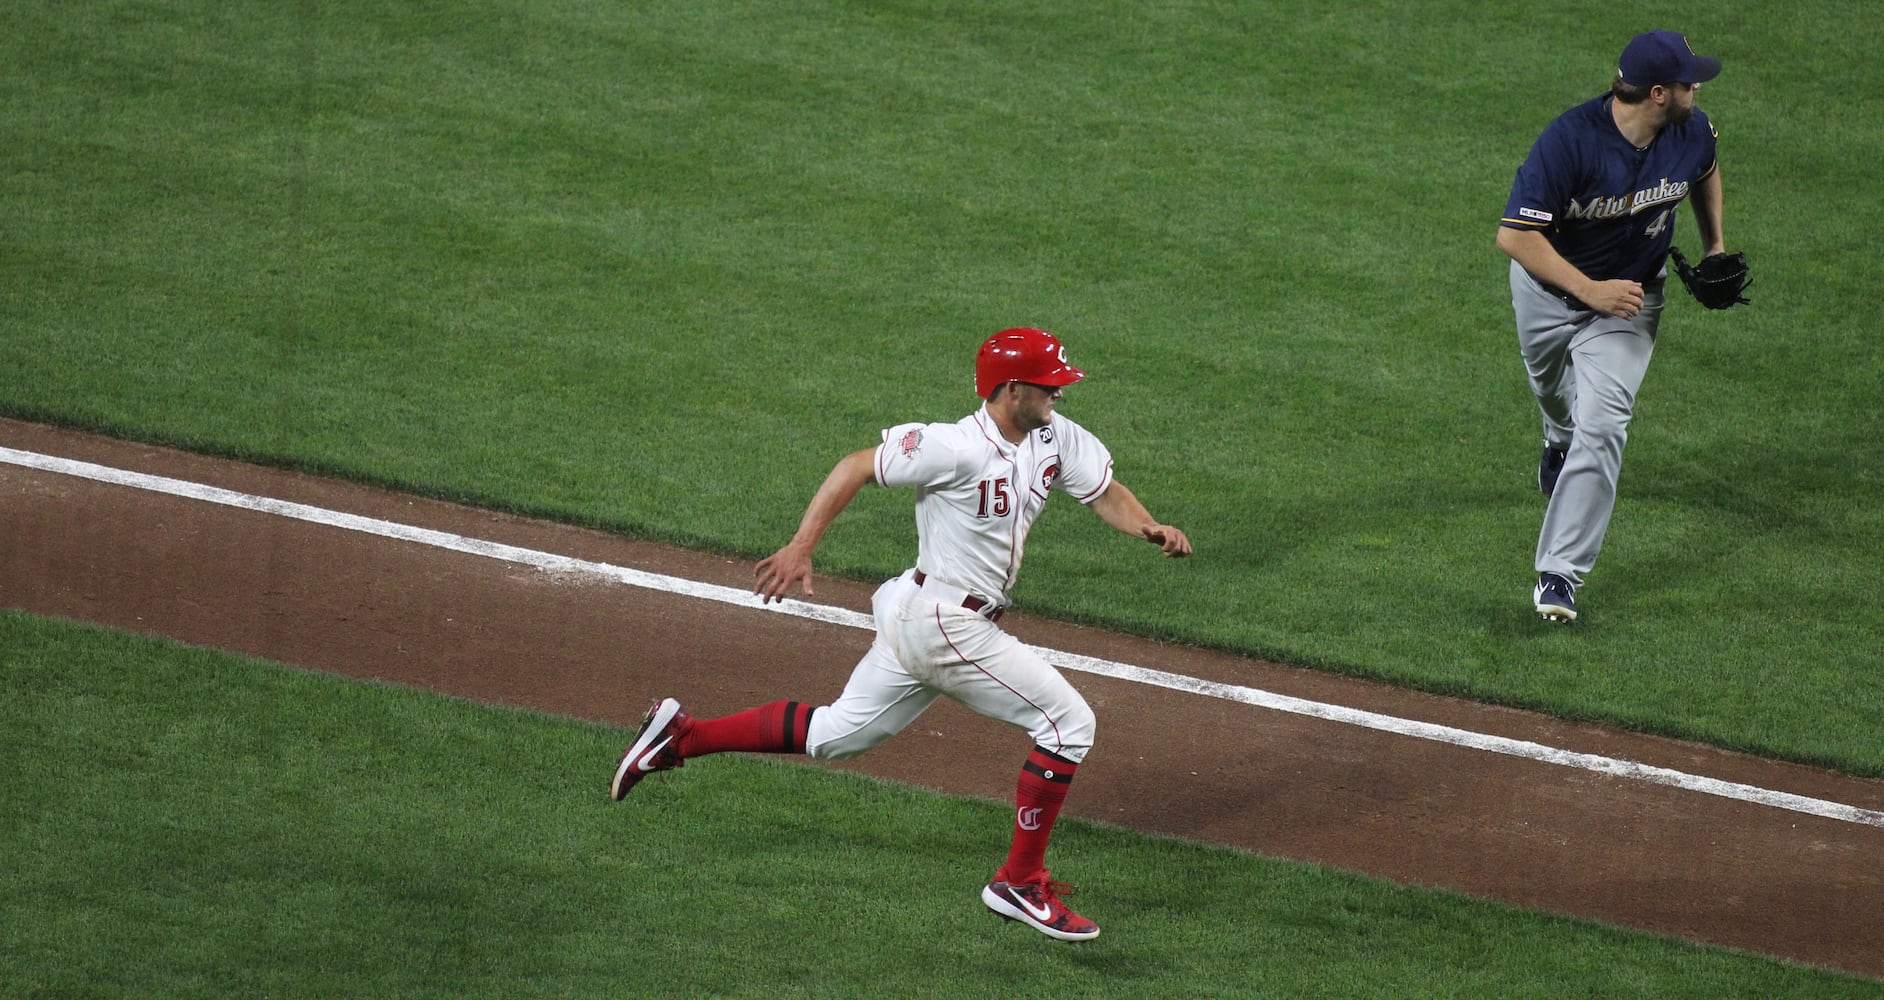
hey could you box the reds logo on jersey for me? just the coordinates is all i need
[1038,462,1059,493]
[898,428,923,457]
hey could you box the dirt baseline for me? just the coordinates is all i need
[3,416,1881,979]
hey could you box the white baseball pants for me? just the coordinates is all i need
[1510,260,1664,585]
[805,570,1095,763]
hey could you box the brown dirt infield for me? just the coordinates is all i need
[3,416,1881,980]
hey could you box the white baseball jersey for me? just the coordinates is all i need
[874,406,1114,607]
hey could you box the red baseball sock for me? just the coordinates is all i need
[676,700,812,758]
[999,746,1078,883]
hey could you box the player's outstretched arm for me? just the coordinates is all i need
[1087,481,1192,558]
[755,448,878,603]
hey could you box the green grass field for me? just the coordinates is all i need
[5,0,1883,993]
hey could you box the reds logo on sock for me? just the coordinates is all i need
[1017,806,1043,831]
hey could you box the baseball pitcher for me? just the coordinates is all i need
[1498,30,1746,622]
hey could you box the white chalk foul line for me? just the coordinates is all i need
[7,444,1883,829]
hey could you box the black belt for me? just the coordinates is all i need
[1536,275,1664,313]
[1536,280,1593,313]
[912,570,1004,622]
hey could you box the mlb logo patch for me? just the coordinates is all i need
[1519,207,1553,222]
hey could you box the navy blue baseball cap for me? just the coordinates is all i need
[1618,30,1721,87]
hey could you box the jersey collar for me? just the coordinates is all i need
[973,405,1021,456]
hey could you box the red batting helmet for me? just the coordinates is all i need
[974,327,1085,399]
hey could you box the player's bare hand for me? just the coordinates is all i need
[1141,524,1192,558]
[1585,279,1645,319]
[754,545,815,603]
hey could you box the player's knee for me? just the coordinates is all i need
[1576,413,1632,457]
[804,707,891,761]
[1039,701,1095,764]
[1578,384,1640,432]
[806,729,875,760]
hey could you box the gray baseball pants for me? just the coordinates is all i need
[1509,260,1664,587]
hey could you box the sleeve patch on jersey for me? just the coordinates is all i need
[897,428,923,457]
[1518,207,1553,222]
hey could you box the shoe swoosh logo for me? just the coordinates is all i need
[635,735,673,771]
[1017,893,1054,923]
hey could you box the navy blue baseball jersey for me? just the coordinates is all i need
[1501,95,1718,283]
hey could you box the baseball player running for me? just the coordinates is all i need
[1498,30,1731,622]
[610,327,1191,941]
